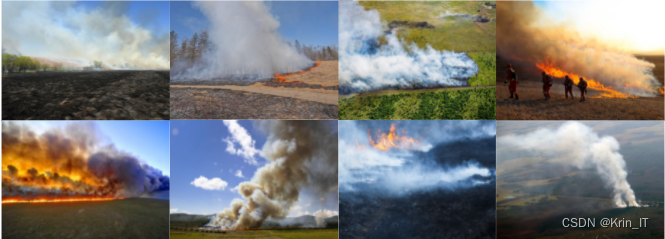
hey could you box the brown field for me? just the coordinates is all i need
[496,56,664,120]
[170,60,338,119]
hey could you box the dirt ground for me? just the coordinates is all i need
[496,57,664,120]
[2,71,169,120]
[170,88,337,119]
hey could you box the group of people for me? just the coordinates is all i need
[505,63,588,102]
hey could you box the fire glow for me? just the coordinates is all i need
[2,196,121,204]
[360,124,420,151]
[536,61,641,99]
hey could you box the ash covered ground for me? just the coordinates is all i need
[340,137,496,239]
[2,71,170,120]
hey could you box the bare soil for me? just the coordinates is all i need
[2,71,169,120]
[496,57,664,120]
[170,88,337,119]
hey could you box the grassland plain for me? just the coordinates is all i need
[340,1,497,119]
[340,87,495,119]
[2,198,169,239]
[169,229,338,239]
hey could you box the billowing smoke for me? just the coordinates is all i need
[1,2,169,69]
[1,122,169,200]
[497,121,639,207]
[208,121,337,229]
[339,2,479,94]
[339,121,495,194]
[497,1,661,96]
[171,1,313,81]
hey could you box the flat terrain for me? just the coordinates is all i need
[170,229,338,239]
[339,87,495,119]
[2,198,169,239]
[2,71,169,120]
[170,61,338,119]
[496,57,664,120]
[170,88,337,119]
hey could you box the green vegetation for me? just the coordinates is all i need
[467,51,496,86]
[2,53,43,73]
[170,228,338,239]
[339,87,496,120]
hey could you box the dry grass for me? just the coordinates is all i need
[282,60,338,87]
[170,88,337,119]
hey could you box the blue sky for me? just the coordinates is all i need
[170,1,338,47]
[170,120,338,216]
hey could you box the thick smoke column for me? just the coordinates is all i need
[209,121,337,229]
[2,2,169,69]
[171,1,313,81]
[497,1,660,96]
[498,122,639,207]
[339,2,479,94]
[1,122,169,200]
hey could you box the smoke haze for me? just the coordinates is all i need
[339,2,479,94]
[497,1,661,96]
[171,1,313,81]
[2,1,169,69]
[497,121,639,207]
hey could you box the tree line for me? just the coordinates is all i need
[2,54,64,73]
[170,30,338,67]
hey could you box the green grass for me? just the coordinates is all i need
[169,228,337,239]
[467,51,496,86]
[339,87,496,120]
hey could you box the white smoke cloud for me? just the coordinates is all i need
[339,2,479,93]
[2,1,169,69]
[234,170,245,178]
[497,121,640,208]
[171,1,313,81]
[223,120,260,165]
[191,176,228,191]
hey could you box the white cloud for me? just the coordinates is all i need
[313,209,339,218]
[230,184,240,193]
[191,176,228,190]
[234,170,244,178]
[222,120,260,165]
[170,208,178,213]
[290,205,302,211]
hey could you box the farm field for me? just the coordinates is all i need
[2,70,170,120]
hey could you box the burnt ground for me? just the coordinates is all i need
[2,71,169,120]
[496,56,664,120]
[170,88,338,119]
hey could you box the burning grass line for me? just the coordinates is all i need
[2,197,121,204]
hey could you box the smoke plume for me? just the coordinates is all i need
[497,121,639,207]
[1,122,169,200]
[208,121,337,229]
[2,2,169,70]
[497,1,661,96]
[339,2,479,94]
[171,1,313,81]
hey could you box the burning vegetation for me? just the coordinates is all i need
[1,122,169,203]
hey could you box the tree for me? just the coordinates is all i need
[52,62,63,71]
[188,33,199,62]
[40,63,50,71]
[2,53,18,73]
[294,40,301,53]
[198,30,210,58]
[170,30,178,67]
[93,61,104,69]
[16,56,33,72]
[180,41,188,62]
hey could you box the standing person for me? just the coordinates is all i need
[578,77,588,102]
[505,63,519,100]
[564,75,574,99]
[541,72,552,100]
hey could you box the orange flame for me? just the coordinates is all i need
[271,61,320,84]
[536,61,639,99]
[365,124,420,151]
[2,196,121,204]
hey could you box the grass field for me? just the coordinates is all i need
[339,87,495,119]
[2,198,169,239]
[170,229,338,239]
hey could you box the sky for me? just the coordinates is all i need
[170,1,339,47]
[169,120,338,216]
[76,1,169,35]
[19,121,170,176]
[534,1,665,54]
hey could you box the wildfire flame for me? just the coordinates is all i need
[536,61,641,99]
[271,61,320,83]
[362,123,420,151]
[2,196,121,204]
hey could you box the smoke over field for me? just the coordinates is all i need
[339,121,496,238]
[339,2,479,94]
[497,1,662,97]
[171,1,314,82]
[2,1,169,69]
[1,122,169,202]
[208,121,337,230]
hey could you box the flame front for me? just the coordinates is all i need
[536,61,645,99]
[271,61,320,83]
[364,124,419,151]
[2,196,121,204]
